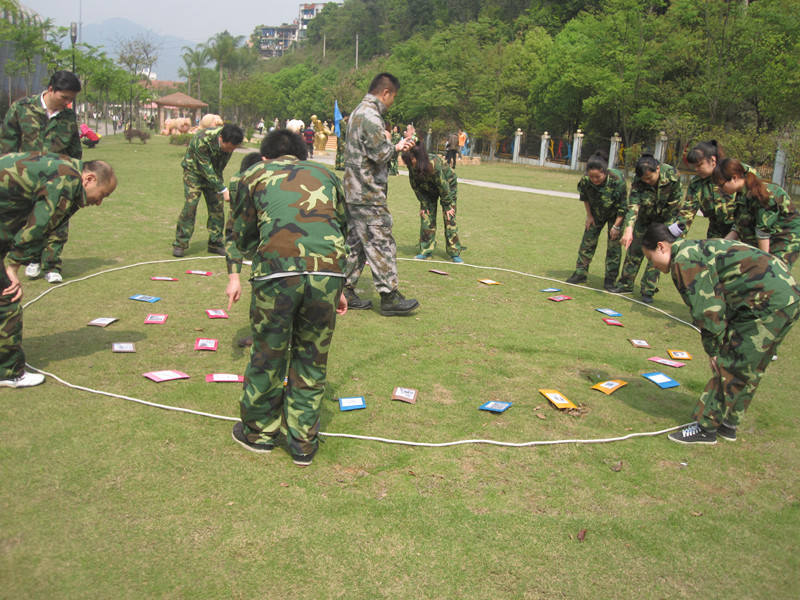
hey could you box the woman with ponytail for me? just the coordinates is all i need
[713,158,800,268]
[685,140,735,238]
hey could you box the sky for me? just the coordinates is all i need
[20,0,302,46]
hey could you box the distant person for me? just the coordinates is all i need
[171,123,244,257]
[388,125,401,175]
[445,131,458,168]
[80,123,101,148]
[0,70,82,285]
[342,72,419,316]
[303,125,315,158]
[458,128,467,157]
[0,153,116,388]
[335,113,348,171]
[683,140,735,239]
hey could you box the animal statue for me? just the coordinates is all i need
[161,117,191,135]
[200,114,223,128]
[286,119,304,134]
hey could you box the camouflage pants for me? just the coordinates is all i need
[344,203,398,295]
[173,170,224,249]
[694,302,800,430]
[335,138,345,171]
[40,220,69,274]
[418,197,461,257]
[572,216,621,283]
[239,274,343,457]
[769,238,800,270]
[0,261,24,379]
[617,219,661,296]
[389,156,399,176]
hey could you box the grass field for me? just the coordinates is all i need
[1,134,798,599]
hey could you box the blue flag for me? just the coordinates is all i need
[334,100,343,137]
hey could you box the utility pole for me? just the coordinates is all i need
[355,33,359,70]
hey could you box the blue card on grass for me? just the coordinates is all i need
[539,288,561,293]
[479,401,512,413]
[642,372,679,389]
[339,396,366,411]
[130,294,161,303]
[596,308,622,317]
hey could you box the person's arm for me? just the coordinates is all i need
[193,137,227,193]
[666,175,692,236]
[2,262,22,302]
[231,181,260,259]
[621,185,641,248]
[0,104,22,153]
[225,273,242,310]
[361,116,400,165]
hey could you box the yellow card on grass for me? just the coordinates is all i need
[591,380,627,395]
[478,279,501,285]
[667,349,693,360]
[538,389,577,410]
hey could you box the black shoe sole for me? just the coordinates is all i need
[231,427,274,453]
[380,300,420,316]
[348,301,373,310]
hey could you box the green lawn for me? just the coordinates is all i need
[1,135,798,599]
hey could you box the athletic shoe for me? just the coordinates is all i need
[343,288,373,310]
[566,273,587,284]
[25,263,41,278]
[207,245,226,256]
[608,285,633,295]
[172,246,185,257]
[0,371,45,388]
[717,422,737,442]
[414,254,430,260]
[231,422,274,453]
[380,290,420,316]
[451,256,464,263]
[641,294,654,304]
[668,422,717,445]
[292,445,318,467]
[44,272,62,284]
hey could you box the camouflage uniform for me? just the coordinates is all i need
[388,131,401,175]
[617,164,691,296]
[0,153,87,378]
[172,126,232,251]
[669,238,800,430]
[342,93,400,295]
[408,153,462,257]
[684,174,736,239]
[0,93,82,275]
[571,168,627,284]
[335,131,346,171]
[229,156,348,458]
[730,180,800,269]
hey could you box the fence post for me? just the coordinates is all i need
[654,131,668,163]
[773,146,787,188]
[571,129,584,171]
[608,132,622,170]
[513,128,522,163]
[539,132,550,167]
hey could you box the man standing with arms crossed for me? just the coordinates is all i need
[343,72,419,316]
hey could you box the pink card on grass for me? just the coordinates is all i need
[206,373,244,383]
[194,338,219,351]
[548,295,573,302]
[185,270,212,276]
[648,356,686,368]
[143,370,189,383]
[206,309,229,319]
[144,314,168,325]
[603,318,624,327]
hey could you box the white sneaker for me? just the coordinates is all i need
[0,371,45,388]
[44,272,63,284]
[25,263,41,278]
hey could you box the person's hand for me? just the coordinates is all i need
[445,207,455,219]
[3,263,22,302]
[621,226,634,249]
[225,274,242,310]
[584,214,595,230]
[420,209,429,217]
[609,226,621,241]
[337,292,348,315]
[222,189,231,203]
[396,137,414,153]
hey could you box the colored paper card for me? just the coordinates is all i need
[87,317,117,327]
[144,313,168,324]
[548,295,573,302]
[478,279,500,285]
[479,401,512,413]
[596,308,622,317]
[111,342,136,353]
[186,270,212,276]
[143,370,189,383]
[339,396,366,411]
[642,372,679,389]
[391,387,418,404]
[539,389,578,410]
[129,294,160,303]
[428,269,450,276]
[243,260,253,266]
[206,309,229,319]
[195,338,219,351]
[667,350,693,360]
[648,357,686,368]
[603,318,624,327]
[591,380,627,395]
[539,288,561,293]
[150,276,178,281]
[205,373,244,383]
[629,338,651,348]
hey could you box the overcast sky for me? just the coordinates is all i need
[20,0,301,46]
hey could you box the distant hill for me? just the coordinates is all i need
[81,18,191,81]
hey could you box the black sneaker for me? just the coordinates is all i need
[292,445,318,467]
[668,423,717,445]
[641,294,654,304]
[207,245,226,256]
[566,273,587,284]
[380,290,420,316]
[717,422,737,442]
[608,286,633,295]
[172,246,185,257]
[231,422,274,453]
[343,288,373,310]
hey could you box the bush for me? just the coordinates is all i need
[170,133,193,146]
[246,126,255,141]
[124,129,151,144]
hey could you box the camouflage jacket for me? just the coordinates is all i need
[228,156,348,279]
[0,153,85,265]
[408,154,457,208]
[0,93,82,159]
[577,168,627,221]
[181,126,232,193]
[731,179,800,254]
[625,164,690,230]
[684,174,736,238]
[343,93,396,207]
[670,238,800,357]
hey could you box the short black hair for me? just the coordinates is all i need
[686,140,723,165]
[260,129,307,160]
[238,152,262,174]
[220,123,244,145]
[48,71,81,93]
[368,72,400,95]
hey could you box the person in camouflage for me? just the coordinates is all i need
[642,223,800,444]
[0,71,82,284]
[171,123,244,257]
[401,140,463,262]
[713,158,800,269]
[0,153,116,388]
[609,154,692,304]
[342,72,419,316]
[334,114,348,171]
[388,125,401,175]
[225,130,348,467]
[683,140,736,239]
[566,151,627,290]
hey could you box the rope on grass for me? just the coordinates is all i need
[23,256,697,448]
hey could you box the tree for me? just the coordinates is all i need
[205,31,244,116]
[180,45,209,101]
[116,33,160,128]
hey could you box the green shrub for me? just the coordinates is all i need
[170,133,193,146]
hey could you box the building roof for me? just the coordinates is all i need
[154,92,208,108]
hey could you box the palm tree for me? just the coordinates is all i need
[205,31,243,115]
[181,45,209,100]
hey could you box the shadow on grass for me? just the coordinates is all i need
[22,328,147,369]
[60,256,119,279]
